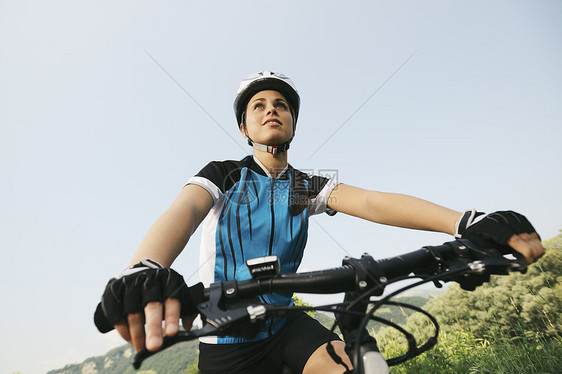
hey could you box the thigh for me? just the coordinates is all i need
[281,312,342,374]
[302,340,352,374]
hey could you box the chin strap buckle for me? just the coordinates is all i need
[247,138,291,154]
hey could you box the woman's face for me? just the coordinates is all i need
[241,90,294,145]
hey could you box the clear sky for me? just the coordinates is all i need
[1,1,561,373]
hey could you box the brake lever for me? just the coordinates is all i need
[132,324,218,369]
[132,304,267,369]
[467,256,527,276]
[447,253,527,291]
[133,282,270,370]
[455,239,528,275]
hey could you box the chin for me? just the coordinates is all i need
[260,132,292,144]
[263,137,291,145]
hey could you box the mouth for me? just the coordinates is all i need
[263,119,282,126]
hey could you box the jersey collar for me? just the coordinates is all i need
[252,155,289,179]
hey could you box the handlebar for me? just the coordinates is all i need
[207,240,454,298]
[132,239,527,371]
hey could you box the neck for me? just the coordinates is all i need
[253,149,288,178]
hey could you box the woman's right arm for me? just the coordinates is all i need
[115,183,214,352]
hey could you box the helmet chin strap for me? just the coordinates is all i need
[246,137,291,155]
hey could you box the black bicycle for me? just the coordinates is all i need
[132,239,527,373]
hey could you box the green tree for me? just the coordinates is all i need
[293,294,316,318]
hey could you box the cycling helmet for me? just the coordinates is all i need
[234,71,300,154]
[234,71,300,125]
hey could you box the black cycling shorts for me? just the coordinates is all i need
[198,312,342,374]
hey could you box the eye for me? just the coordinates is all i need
[275,102,288,110]
[253,103,264,110]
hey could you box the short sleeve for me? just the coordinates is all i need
[308,176,340,216]
[186,175,222,204]
[186,161,240,205]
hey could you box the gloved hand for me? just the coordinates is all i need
[455,210,543,264]
[94,258,203,333]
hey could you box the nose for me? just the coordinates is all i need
[267,104,278,116]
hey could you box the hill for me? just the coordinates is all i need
[47,340,198,374]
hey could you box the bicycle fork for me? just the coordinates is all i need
[336,291,390,374]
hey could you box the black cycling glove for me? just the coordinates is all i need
[455,209,539,254]
[94,258,204,333]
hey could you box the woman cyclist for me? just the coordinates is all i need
[94,71,544,374]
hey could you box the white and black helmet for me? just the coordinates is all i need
[234,71,300,126]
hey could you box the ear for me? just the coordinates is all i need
[289,108,297,135]
[240,123,248,138]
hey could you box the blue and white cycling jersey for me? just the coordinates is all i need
[187,155,338,344]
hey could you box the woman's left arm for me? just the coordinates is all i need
[327,184,462,235]
[327,184,545,264]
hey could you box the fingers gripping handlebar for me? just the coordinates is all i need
[131,239,527,369]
